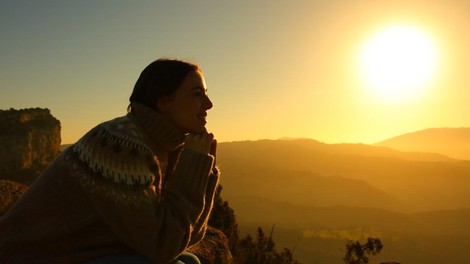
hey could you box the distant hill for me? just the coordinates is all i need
[219,162,406,212]
[375,127,470,161]
[216,136,470,264]
[217,139,470,212]
[217,138,470,263]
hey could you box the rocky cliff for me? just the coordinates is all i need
[0,180,28,216]
[0,108,61,184]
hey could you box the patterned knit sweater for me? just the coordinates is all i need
[0,103,219,264]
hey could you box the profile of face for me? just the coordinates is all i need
[157,70,213,134]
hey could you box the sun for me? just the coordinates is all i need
[358,24,439,103]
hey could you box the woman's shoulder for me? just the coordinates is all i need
[66,116,159,187]
[78,116,151,153]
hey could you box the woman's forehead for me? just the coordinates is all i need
[179,71,207,91]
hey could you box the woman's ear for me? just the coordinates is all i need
[156,96,172,113]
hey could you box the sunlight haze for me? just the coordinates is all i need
[1,0,469,144]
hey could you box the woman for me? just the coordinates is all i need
[0,59,219,264]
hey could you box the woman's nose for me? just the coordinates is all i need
[203,95,213,110]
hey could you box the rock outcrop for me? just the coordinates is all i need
[0,108,61,185]
[0,180,28,216]
[188,226,233,264]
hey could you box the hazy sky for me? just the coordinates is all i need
[2,0,469,144]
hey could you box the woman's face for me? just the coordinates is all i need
[158,70,213,134]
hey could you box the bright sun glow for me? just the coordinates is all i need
[358,24,439,103]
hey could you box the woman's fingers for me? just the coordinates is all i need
[185,133,214,154]
[210,139,217,156]
[210,139,217,164]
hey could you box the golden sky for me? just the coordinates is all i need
[1,1,469,144]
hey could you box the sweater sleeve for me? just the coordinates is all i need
[162,148,219,247]
[187,168,220,246]
[66,127,218,263]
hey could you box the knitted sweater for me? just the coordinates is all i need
[0,103,219,264]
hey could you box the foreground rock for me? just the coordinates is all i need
[0,108,60,184]
[188,226,233,264]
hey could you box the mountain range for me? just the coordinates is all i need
[216,127,470,264]
[375,127,470,161]
[217,136,470,212]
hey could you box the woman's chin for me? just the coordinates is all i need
[196,127,208,134]
[186,126,207,134]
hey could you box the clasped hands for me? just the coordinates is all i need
[185,133,217,162]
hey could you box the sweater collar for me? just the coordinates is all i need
[128,102,185,154]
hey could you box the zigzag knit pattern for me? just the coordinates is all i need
[70,116,159,188]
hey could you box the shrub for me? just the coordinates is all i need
[343,237,383,264]
[236,226,300,264]
[208,185,301,263]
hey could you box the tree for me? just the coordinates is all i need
[343,237,383,264]
[208,185,301,263]
[208,185,240,255]
[236,226,301,264]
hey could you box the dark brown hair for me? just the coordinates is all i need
[128,58,200,112]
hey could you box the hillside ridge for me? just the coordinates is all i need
[375,127,470,160]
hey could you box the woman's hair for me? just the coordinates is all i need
[128,58,200,112]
